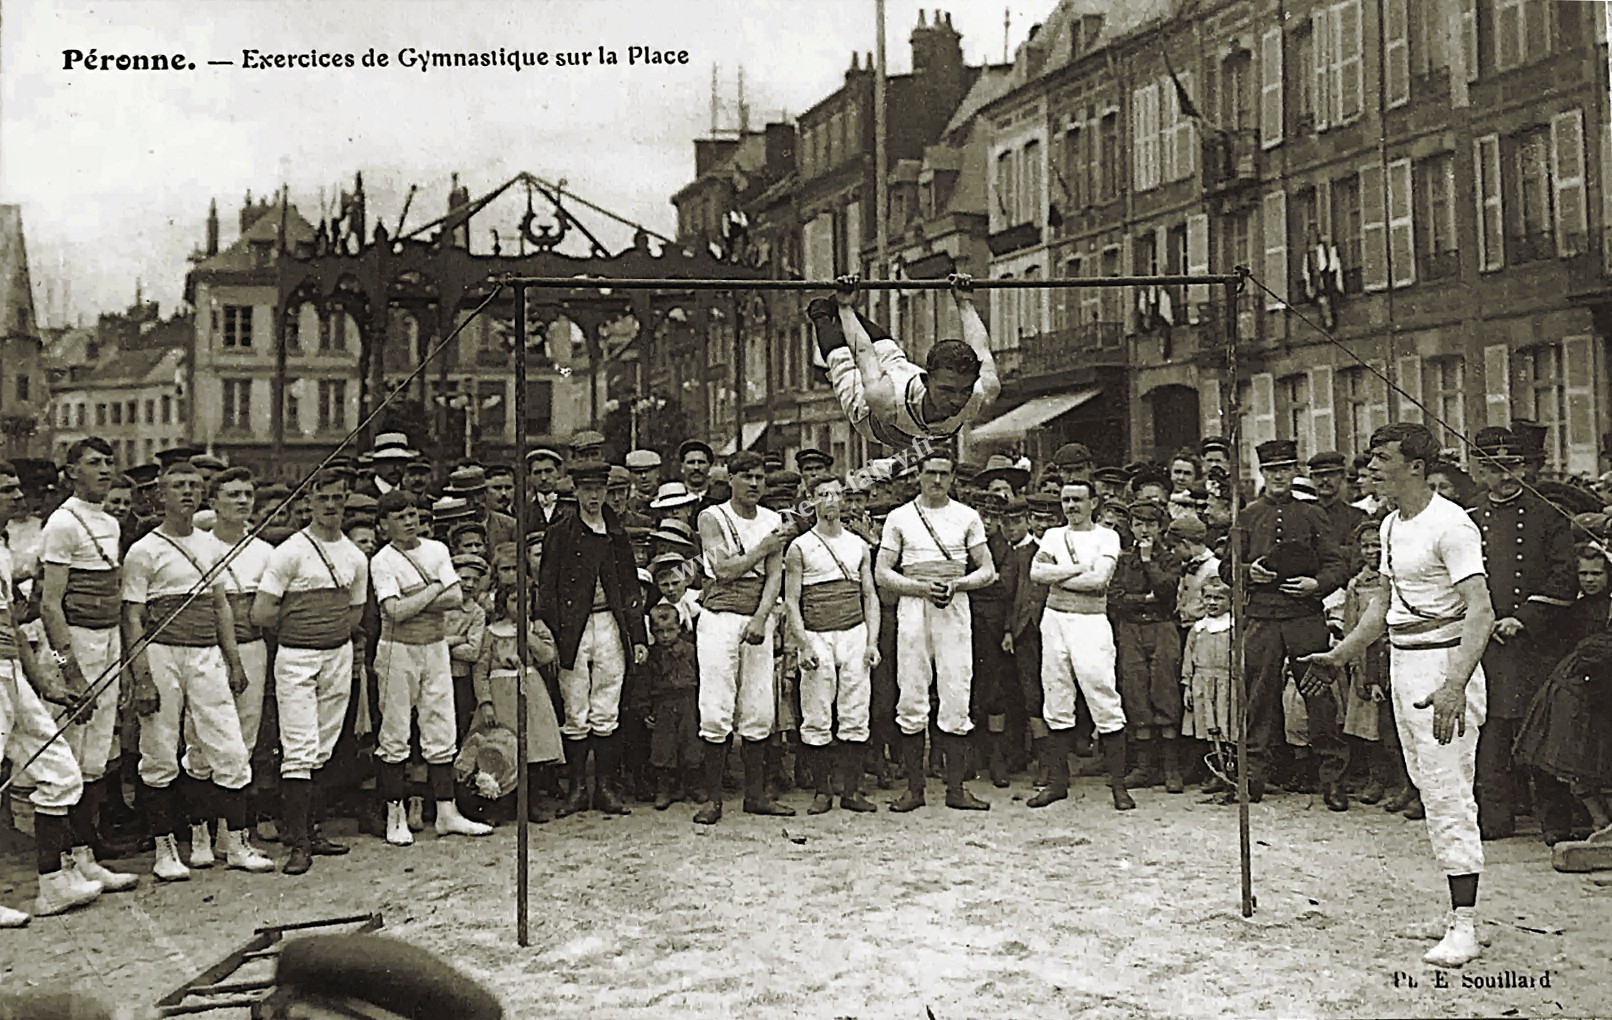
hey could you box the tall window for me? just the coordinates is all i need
[1513,344,1565,466]
[1098,111,1121,201]
[1428,356,1465,446]
[1409,0,1449,78]
[1494,0,1551,72]
[322,311,349,351]
[1100,247,1123,324]
[1064,125,1086,208]
[1222,50,1252,131]
[1511,127,1553,262]
[95,403,107,427]
[111,403,122,426]
[284,390,301,434]
[1340,366,1386,456]
[1293,21,1315,130]
[1280,373,1313,455]
[222,305,253,349]
[222,379,252,431]
[317,380,347,432]
[1021,140,1042,225]
[75,403,85,427]
[524,379,554,434]
[16,377,28,402]
[144,399,156,425]
[1331,174,1364,292]
[126,400,137,424]
[161,394,173,424]
[1417,154,1459,279]
[994,150,1015,227]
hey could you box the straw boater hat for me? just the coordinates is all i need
[649,518,697,549]
[648,481,699,510]
[372,432,416,460]
[432,496,476,523]
[444,465,488,495]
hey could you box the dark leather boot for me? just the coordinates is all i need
[693,738,730,824]
[591,736,630,815]
[557,737,591,817]
[1323,781,1349,812]
[1027,730,1072,808]
[944,734,990,811]
[1103,732,1135,811]
[307,770,348,856]
[805,298,848,358]
[654,771,676,811]
[839,744,877,813]
[280,779,313,875]
[889,732,927,812]
[986,731,1010,789]
[742,740,794,816]
[808,745,834,815]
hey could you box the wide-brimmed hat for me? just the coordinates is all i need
[455,726,518,799]
[650,517,697,547]
[974,454,1030,491]
[372,432,417,461]
[648,481,699,510]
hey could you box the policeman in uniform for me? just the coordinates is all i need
[1308,451,1368,572]
[1466,426,1577,840]
[1234,439,1350,806]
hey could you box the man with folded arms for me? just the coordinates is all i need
[370,492,492,845]
[123,461,273,879]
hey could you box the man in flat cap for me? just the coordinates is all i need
[1092,466,1132,504]
[1309,451,1367,574]
[537,461,648,816]
[795,449,834,494]
[1108,500,1185,791]
[1466,426,1577,842]
[807,273,1000,450]
[1234,438,1349,807]
[526,448,566,525]
[625,449,662,517]
[268,933,503,1019]
[569,429,607,463]
[1053,443,1095,481]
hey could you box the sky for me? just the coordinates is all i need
[1,0,1054,326]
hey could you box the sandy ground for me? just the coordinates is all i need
[2,775,1610,1020]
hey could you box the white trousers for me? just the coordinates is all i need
[799,623,872,746]
[895,594,973,737]
[140,644,251,790]
[183,638,267,781]
[0,658,82,813]
[1392,645,1486,876]
[375,639,457,766]
[275,643,353,780]
[1041,609,1126,735]
[826,339,911,444]
[59,625,121,783]
[697,610,776,743]
[558,611,627,739]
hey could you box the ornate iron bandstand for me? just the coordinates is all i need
[271,173,766,465]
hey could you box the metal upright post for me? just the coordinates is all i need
[1224,269,1253,919]
[512,283,532,947]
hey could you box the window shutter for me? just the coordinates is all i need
[1359,161,1388,290]
[1367,359,1390,432]
[1313,8,1332,131]
[1385,0,1410,108]
[1394,355,1424,422]
[1262,190,1289,309]
[1317,176,1333,243]
[1475,135,1504,270]
[1260,27,1285,147]
[1174,70,1197,180]
[1563,335,1596,474]
[1160,77,1178,183]
[1387,158,1416,287]
[1550,109,1587,257]
[1483,343,1512,425]
[1187,213,1210,312]
[1134,83,1159,192]
[1247,373,1279,473]
[1336,1,1364,123]
[1459,0,1479,81]
[1199,376,1224,437]
[1309,365,1336,451]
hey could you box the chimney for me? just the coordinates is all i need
[205,199,219,256]
[240,190,253,233]
[851,51,860,71]
[912,8,963,78]
[448,172,471,249]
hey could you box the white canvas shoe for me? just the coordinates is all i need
[1424,908,1482,968]
[34,870,99,917]
[0,903,31,928]
[72,846,138,893]
[189,823,216,869]
[434,801,493,838]
[153,834,191,883]
[223,830,275,873]
[385,802,414,847]
[58,852,104,899]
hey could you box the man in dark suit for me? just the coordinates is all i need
[1233,439,1350,806]
[1467,426,1577,841]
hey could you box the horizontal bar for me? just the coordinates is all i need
[159,994,267,1016]
[491,273,1247,291]
[183,978,277,997]
[254,912,382,935]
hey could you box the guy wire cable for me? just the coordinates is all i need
[0,284,508,796]
[1241,271,1603,541]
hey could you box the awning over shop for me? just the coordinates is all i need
[968,389,1101,443]
[717,421,769,456]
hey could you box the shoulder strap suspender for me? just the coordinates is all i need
[64,507,118,570]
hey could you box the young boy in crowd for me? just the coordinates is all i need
[445,554,489,742]
[645,603,702,809]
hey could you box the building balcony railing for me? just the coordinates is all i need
[1201,129,1262,194]
[986,221,1043,258]
[1418,249,1460,282]
[1508,232,1556,266]
[1018,322,1125,377]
